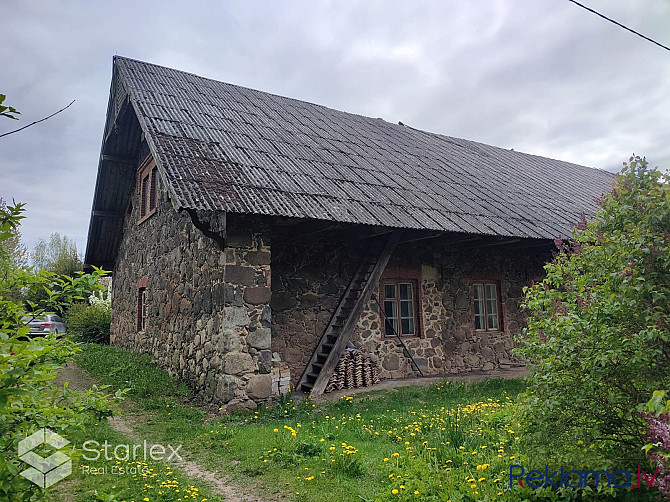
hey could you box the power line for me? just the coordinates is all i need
[567,0,670,53]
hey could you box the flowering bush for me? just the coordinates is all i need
[518,156,670,466]
[642,391,670,498]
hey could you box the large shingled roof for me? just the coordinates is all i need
[111,56,615,240]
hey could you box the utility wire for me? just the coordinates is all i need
[567,0,670,53]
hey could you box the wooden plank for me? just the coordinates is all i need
[101,154,137,166]
[92,210,124,218]
[309,229,401,396]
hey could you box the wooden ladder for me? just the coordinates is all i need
[297,230,401,396]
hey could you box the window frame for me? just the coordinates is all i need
[381,280,419,337]
[137,278,148,332]
[470,279,504,333]
[379,263,423,340]
[137,156,158,224]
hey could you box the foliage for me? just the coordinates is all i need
[517,156,670,466]
[0,198,28,272]
[0,202,120,501]
[0,94,20,120]
[641,391,670,497]
[65,302,111,344]
[66,283,112,343]
[31,232,83,276]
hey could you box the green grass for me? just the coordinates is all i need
[44,420,222,502]
[70,344,658,502]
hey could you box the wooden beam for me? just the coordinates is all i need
[92,210,124,218]
[101,154,136,166]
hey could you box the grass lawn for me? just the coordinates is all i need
[69,344,530,501]
[62,344,655,501]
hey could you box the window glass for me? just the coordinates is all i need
[385,284,396,299]
[137,287,147,331]
[384,300,398,335]
[141,175,149,217]
[149,167,158,210]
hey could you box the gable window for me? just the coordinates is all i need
[137,287,147,331]
[137,156,158,223]
[382,281,418,336]
[472,281,502,331]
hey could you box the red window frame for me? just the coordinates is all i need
[137,156,158,224]
[379,262,423,339]
[381,280,419,337]
[136,278,147,332]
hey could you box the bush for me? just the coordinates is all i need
[641,391,670,497]
[66,302,111,343]
[0,202,120,500]
[517,156,670,467]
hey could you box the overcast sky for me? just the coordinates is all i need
[2,0,669,255]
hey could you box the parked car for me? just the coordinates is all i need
[20,314,67,336]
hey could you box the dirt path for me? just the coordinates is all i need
[56,363,270,502]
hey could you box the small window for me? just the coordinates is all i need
[382,281,417,336]
[137,287,147,331]
[137,156,158,223]
[472,281,502,331]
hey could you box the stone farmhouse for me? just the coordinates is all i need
[85,56,613,410]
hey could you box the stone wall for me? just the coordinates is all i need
[111,158,273,410]
[351,246,549,379]
[270,229,367,389]
[271,229,550,388]
[112,158,551,402]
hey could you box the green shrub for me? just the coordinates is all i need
[1,201,119,501]
[66,302,111,343]
[517,156,670,467]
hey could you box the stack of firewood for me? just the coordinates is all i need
[325,348,381,393]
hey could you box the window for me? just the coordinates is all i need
[137,287,147,331]
[472,281,502,331]
[382,281,417,336]
[137,156,158,223]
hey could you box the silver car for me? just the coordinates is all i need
[20,314,67,336]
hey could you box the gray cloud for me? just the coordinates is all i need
[1,0,668,252]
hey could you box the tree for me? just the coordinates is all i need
[0,94,20,120]
[31,232,82,276]
[0,202,119,500]
[0,198,28,271]
[517,156,670,467]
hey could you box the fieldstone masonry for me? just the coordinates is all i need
[112,159,549,406]
[111,166,274,410]
[272,230,549,389]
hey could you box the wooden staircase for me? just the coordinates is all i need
[298,230,401,396]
